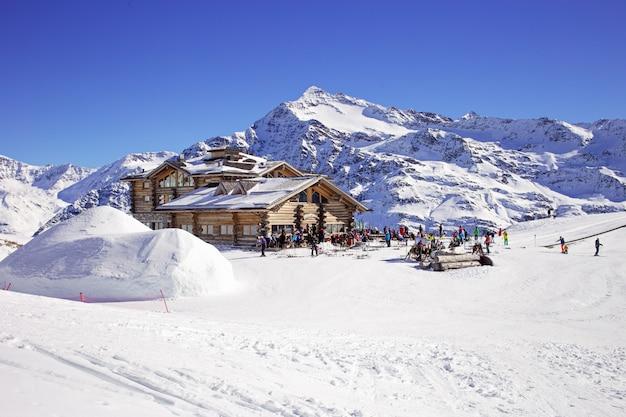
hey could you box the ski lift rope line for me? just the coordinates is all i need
[541,223,626,248]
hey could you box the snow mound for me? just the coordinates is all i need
[0,206,236,301]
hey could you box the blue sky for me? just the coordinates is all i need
[1,0,625,167]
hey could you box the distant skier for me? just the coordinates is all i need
[473,226,479,241]
[258,234,267,257]
[438,223,443,237]
[385,229,391,247]
[309,232,318,257]
[594,238,603,256]
[558,236,566,253]
[484,234,492,254]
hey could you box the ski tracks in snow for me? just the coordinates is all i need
[4,321,624,417]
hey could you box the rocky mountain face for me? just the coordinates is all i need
[0,152,175,243]
[35,152,176,234]
[185,86,626,228]
[3,86,626,251]
[0,155,94,238]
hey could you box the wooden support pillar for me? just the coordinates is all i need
[129,181,136,213]
[294,204,303,231]
[192,212,200,236]
[232,212,239,245]
[347,205,356,231]
[317,203,326,230]
[151,179,157,209]
[259,212,269,236]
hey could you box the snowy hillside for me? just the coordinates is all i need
[186,86,626,228]
[0,153,175,259]
[0,155,93,239]
[2,212,625,416]
[36,152,176,234]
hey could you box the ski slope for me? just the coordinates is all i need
[1,213,625,416]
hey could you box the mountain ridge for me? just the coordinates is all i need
[2,86,625,251]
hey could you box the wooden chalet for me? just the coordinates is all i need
[122,147,368,245]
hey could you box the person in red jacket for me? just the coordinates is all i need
[484,234,492,254]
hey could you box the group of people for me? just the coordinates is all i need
[558,236,604,256]
[257,220,607,259]
[258,224,327,257]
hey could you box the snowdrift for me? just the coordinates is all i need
[0,206,236,301]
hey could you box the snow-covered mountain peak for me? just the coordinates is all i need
[285,87,412,137]
[461,111,480,121]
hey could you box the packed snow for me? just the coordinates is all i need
[1,212,625,416]
[0,207,236,301]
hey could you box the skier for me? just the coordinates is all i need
[594,238,603,256]
[385,229,391,247]
[438,223,443,238]
[309,232,318,257]
[558,236,566,253]
[473,226,479,241]
[503,230,509,247]
[484,234,492,254]
[258,234,267,257]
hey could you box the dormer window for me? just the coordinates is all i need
[312,191,321,204]
[298,191,307,202]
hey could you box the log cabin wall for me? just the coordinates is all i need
[166,211,263,246]
[153,167,196,203]
[130,180,155,213]
[267,183,354,233]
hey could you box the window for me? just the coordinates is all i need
[298,191,307,202]
[220,224,234,235]
[200,224,214,235]
[242,224,256,236]
[143,181,151,189]
[312,191,321,204]
[326,223,344,233]
[154,222,166,230]
[159,172,194,188]
[144,195,151,202]
[271,224,293,234]
[158,194,169,205]
[181,224,194,233]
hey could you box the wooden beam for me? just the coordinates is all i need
[192,212,200,235]
[232,212,239,245]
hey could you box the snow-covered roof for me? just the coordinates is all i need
[157,176,368,212]
[121,150,302,180]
